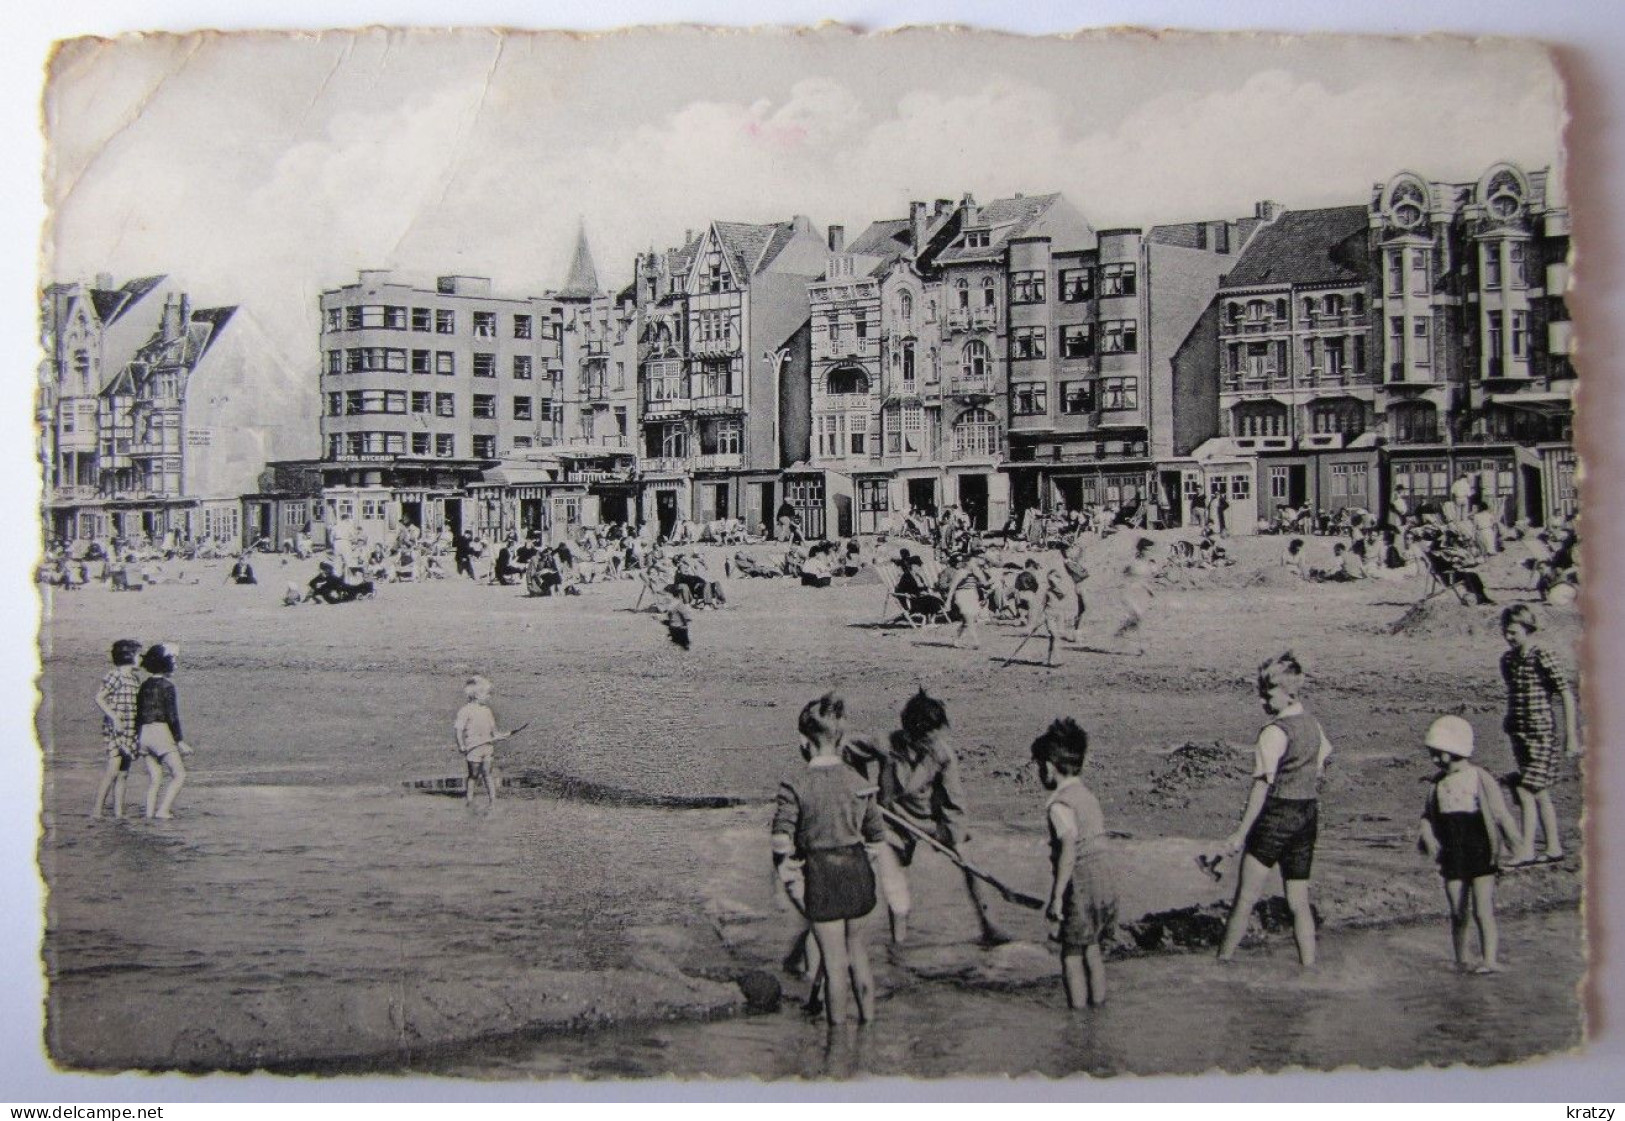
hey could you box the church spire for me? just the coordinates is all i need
[558,222,601,299]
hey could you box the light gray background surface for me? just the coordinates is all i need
[4,0,1621,1102]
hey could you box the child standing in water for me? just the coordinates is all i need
[91,639,144,819]
[771,693,883,1025]
[1217,651,1332,967]
[135,644,192,820]
[1417,716,1522,973]
[1032,718,1117,1009]
[454,675,501,807]
[1499,605,1580,865]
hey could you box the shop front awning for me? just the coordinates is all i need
[1487,391,1573,416]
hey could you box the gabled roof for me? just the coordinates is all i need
[88,275,167,325]
[847,219,913,261]
[1221,206,1372,289]
[935,193,1062,264]
[713,220,785,278]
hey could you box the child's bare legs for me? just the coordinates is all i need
[1083,943,1107,1005]
[1060,949,1088,1009]
[1218,853,1269,960]
[1513,786,1562,861]
[846,913,876,1023]
[1443,879,1471,969]
[483,764,498,807]
[142,755,165,818]
[1471,875,1503,971]
[874,845,911,944]
[1284,878,1316,967]
[811,919,853,1025]
[1534,790,1562,858]
[92,755,126,818]
[152,753,186,819]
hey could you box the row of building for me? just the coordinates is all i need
[38,161,1577,549]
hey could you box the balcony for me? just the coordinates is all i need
[1220,318,1286,337]
[643,394,690,417]
[945,306,997,333]
[640,456,689,475]
[584,338,608,357]
[1387,363,1447,387]
[1304,312,1369,331]
[690,331,741,358]
[1301,371,1374,391]
[1221,374,1285,397]
[948,376,994,398]
[1388,427,1442,446]
[584,383,610,401]
[824,333,879,359]
[692,452,743,472]
[691,392,744,413]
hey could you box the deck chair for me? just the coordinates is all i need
[1419,549,1480,606]
[877,560,951,627]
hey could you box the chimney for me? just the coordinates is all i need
[827,224,845,252]
[94,272,114,291]
[792,214,813,234]
[160,294,183,343]
[910,200,928,253]
[961,192,980,226]
[685,228,694,246]
[934,198,952,217]
[1255,200,1283,223]
[358,268,392,289]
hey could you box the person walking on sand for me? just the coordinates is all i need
[1113,537,1160,654]
[1417,716,1522,973]
[1217,651,1333,967]
[1032,718,1117,1009]
[454,675,502,807]
[771,692,883,1025]
[945,554,991,650]
[847,689,1011,947]
[1499,605,1581,866]
[135,644,192,820]
[91,639,144,819]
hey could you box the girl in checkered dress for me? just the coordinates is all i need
[91,639,143,819]
[1499,605,1580,865]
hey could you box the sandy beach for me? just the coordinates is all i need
[37,530,1584,1074]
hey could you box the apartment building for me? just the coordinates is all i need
[633,216,825,538]
[316,270,564,538]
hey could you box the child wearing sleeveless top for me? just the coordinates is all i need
[1418,716,1522,973]
[1032,718,1117,1009]
[1218,651,1333,967]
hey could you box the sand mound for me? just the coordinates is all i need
[1148,741,1250,806]
[1386,597,1502,639]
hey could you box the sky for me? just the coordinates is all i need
[42,27,1565,359]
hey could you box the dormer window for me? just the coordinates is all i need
[963,229,990,250]
[1389,180,1428,231]
[702,249,731,293]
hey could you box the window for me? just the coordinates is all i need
[326,350,343,375]
[1061,324,1094,359]
[472,394,496,419]
[614,407,629,437]
[356,432,405,456]
[1325,338,1346,378]
[1351,293,1365,317]
[1270,466,1289,499]
[1010,270,1046,303]
[513,436,533,449]
[346,348,407,372]
[435,392,455,417]
[955,279,970,309]
[326,308,343,332]
[848,413,867,456]
[435,433,454,458]
[981,277,997,308]
[435,352,455,376]
[1410,249,1430,295]
[817,413,847,458]
[472,435,496,458]
[1509,242,1528,288]
[346,348,364,373]
[902,341,916,383]
[411,350,431,374]
[513,355,533,380]
[1011,326,1046,360]
[827,368,869,395]
[952,408,998,457]
[434,309,454,334]
[1099,320,1137,355]
[1235,404,1285,438]
[513,314,532,339]
[1060,381,1094,415]
[898,291,913,325]
[701,249,731,293]
[473,312,496,337]
[473,353,496,378]
[1389,317,1405,364]
[411,391,430,413]
[1414,317,1431,364]
[412,432,430,455]
[345,306,363,330]
[1100,376,1139,411]
[327,391,343,416]
[1059,268,1092,302]
[579,409,594,440]
[1311,402,1364,435]
[962,340,990,381]
[963,229,990,249]
[614,362,626,391]
[1013,382,1048,416]
[1388,251,1404,293]
[1511,311,1529,358]
[1354,336,1367,374]
[901,404,923,453]
[1099,263,1137,297]
[855,317,868,341]
[344,389,408,414]
[509,396,532,421]
[411,308,431,332]
[661,424,688,458]
[1487,311,1504,367]
[1303,296,1318,318]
